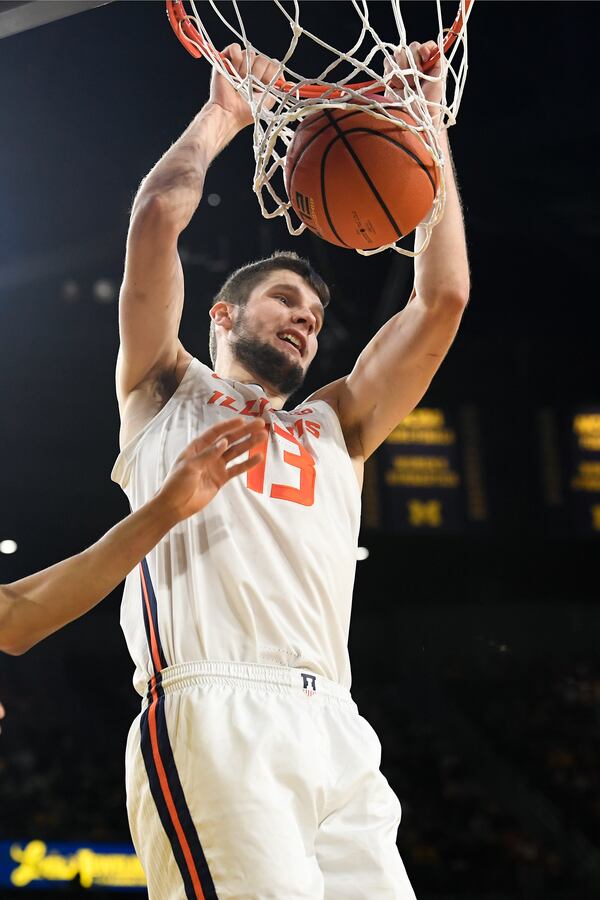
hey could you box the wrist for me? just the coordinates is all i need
[200,100,249,147]
[142,495,180,538]
[434,127,450,163]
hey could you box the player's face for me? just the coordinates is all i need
[230,270,324,397]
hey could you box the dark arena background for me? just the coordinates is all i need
[1,1,599,897]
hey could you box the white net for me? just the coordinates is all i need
[172,0,473,256]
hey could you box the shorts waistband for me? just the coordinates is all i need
[147,660,354,707]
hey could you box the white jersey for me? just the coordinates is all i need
[112,358,361,696]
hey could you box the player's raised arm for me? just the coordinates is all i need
[116,46,279,416]
[0,419,265,656]
[310,41,470,461]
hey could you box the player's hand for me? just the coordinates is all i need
[209,43,280,130]
[0,701,5,735]
[384,40,443,125]
[155,417,266,523]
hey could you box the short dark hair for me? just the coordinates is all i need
[209,251,330,366]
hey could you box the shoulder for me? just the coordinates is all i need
[119,346,195,448]
[303,376,344,411]
[303,377,363,461]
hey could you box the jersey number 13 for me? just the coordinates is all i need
[246,423,316,507]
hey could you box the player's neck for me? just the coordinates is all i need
[213,359,287,410]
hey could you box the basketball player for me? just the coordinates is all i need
[0,418,264,657]
[114,39,469,899]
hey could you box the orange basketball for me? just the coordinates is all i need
[284,106,438,250]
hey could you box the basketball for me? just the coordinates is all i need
[284,106,439,250]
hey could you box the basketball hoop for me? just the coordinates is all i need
[166,0,474,256]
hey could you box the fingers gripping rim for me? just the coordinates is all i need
[165,0,473,256]
[165,0,474,97]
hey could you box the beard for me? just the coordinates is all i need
[231,312,306,397]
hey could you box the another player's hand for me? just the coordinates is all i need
[384,40,443,125]
[209,43,280,130]
[155,417,266,524]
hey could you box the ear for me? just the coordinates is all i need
[209,301,235,333]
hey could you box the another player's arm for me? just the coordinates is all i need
[310,43,470,460]
[0,419,264,656]
[0,493,178,656]
[117,46,278,413]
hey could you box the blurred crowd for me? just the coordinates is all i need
[1,652,598,899]
[461,658,600,837]
[0,659,134,842]
[355,654,600,900]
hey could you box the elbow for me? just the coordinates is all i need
[0,620,32,655]
[427,287,470,317]
[447,287,470,314]
[130,193,181,238]
[0,637,31,656]
[0,599,32,656]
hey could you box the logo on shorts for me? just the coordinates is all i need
[301,673,317,697]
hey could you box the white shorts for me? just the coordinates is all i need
[125,660,416,900]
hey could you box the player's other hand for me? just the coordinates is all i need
[210,43,280,130]
[384,40,443,119]
[156,417,266,524]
